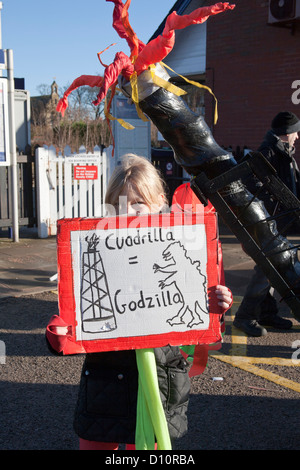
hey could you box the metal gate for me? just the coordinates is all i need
[35,145,114,238]
[0,151,36,232]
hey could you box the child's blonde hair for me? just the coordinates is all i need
[105,153,168,209]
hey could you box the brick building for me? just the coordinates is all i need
[152,0,300,163]
[204,0,300,163]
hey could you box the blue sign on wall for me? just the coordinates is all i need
[0,49,5,69]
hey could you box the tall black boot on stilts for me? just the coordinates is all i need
[139,86,300,320]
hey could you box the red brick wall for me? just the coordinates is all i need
[205,0,300,163]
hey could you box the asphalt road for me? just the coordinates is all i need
[0,289,299,451]
[0,229,299,451]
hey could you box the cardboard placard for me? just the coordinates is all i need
[57,212,223,354]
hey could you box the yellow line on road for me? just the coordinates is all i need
[210,352,300,393]
[209,296,300,393]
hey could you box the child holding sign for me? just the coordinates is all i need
[46,154,232,450]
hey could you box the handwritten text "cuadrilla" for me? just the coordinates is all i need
[105,228,175,250]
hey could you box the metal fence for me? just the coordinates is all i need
[35,145,114,238]
[0,152,36,232]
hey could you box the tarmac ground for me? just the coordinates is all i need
[0,225,300,451]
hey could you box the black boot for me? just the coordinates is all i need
[233,317,267,337]
[259,315,292,330]
[258,293,293,330]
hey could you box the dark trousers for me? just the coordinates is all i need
[235,265,278,321]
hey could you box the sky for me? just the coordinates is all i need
[1,0,176,96]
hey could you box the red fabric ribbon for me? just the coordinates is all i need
[56,75,104,116]
[134,2,235,74]
[56,2,235,115]
[92,52,134,107]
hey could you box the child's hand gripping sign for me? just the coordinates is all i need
[55,210,223,355]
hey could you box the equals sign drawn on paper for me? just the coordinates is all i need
[129,256,138,265]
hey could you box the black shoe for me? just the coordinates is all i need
[233,318,267,337]
[259,315,293,330]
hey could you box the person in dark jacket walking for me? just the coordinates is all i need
[46,154,232,450]
[233,112,300,337]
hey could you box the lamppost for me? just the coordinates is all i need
[0,2,2,78]
[1,2,19,241]
[7,48,18,242]
[0,3,2,46]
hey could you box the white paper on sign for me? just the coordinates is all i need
[71,223,209,342]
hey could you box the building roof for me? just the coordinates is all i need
[148,0,193,41]
[149,0,207,79]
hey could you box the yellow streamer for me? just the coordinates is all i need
[104,95,135,130]
[160,62,218,125]
[130,71,150,122]
[104,60,218,129]
[149,64,187,97]
[129,65,187,123]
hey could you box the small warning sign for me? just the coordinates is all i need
[74,165,98,180]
